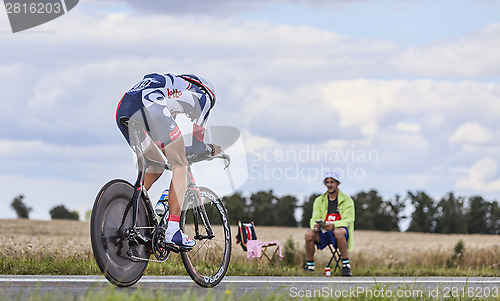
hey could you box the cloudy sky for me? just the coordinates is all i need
[1,0,500,221]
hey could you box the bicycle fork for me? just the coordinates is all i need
[188,185,215,240]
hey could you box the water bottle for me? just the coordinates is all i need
[155,189,169,217]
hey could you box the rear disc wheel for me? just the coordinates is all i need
[90,179,152,287]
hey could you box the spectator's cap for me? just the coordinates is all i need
[324,170,341,184]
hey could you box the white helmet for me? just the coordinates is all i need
[179,74,216,109]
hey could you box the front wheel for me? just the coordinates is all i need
[180,187,231,287]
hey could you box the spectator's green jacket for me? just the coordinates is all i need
[309,190,355,250]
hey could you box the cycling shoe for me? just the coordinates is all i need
[164,229,195,248]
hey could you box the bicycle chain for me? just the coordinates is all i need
[126,225,169,263]
[129,254,169,263]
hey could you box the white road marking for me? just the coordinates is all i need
[0,276,498,284]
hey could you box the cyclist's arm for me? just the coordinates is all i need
[185,123,213,157]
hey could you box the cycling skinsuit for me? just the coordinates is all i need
[115,73,212,157]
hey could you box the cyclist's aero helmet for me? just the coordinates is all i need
[179,74,216,110]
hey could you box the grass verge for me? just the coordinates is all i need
[1,285,500,301]
[1,255,498,277]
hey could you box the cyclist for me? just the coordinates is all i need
[115,73,222,249]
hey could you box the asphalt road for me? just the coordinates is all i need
[1,275,499,299]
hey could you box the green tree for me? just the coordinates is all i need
[11,195,32,219]
[301,193,320,228]
[222,192,249,225]
[223,191,298,227]
[249,190,276,226]
[435,192,467,234]
[353,190,380,230]
[275,195,298,227]
[489,201,500,235]
[466,196,490,234]
[407,191,437,233]
[376,194,405,231]
[387,194,406,231]
[353,190,400,231]
[50,205,79,220]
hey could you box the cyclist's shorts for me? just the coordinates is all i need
[315,227,349,250]
[115,93,181,149]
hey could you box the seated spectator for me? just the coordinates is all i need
[304,171,355,276]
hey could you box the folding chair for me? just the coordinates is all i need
[327,244,342,273]
[235,221,282,264]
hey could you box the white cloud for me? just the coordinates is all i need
[456,158,500,192]
[318,79,500,141]
[237,79,500,146]
[3,1,500,219]
[396,122,420,133]
[0,174,105,220]
[449,122,494,145]
[0,139,125,161]
[0,138,134,184]
[243,131,282,154]
[393,23,500,78]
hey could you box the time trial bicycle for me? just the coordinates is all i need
[90,117,231,287]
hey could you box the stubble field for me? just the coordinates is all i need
[1,219,499,275]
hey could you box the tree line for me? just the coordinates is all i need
[223,189,500,234]
[10,190,500,234]
[405,191,500,234]
[11,195,80,220]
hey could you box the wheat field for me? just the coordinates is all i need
[1,219,499,270]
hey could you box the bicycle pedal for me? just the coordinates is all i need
[165,243,193,253]
[178,246,193,252]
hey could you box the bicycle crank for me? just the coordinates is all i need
[152,226,170,260]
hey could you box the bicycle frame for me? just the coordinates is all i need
[120,117,216,252]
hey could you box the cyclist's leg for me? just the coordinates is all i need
[144,172,162,191]
[141,137,165,190]
[161,136,188,217]
[130,104,176,191]
[132,102,194,248]
[140,106,187,214]
[116,96,165,190]
[162,137,195,247]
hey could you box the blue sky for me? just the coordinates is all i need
[1,0,500,223]
[246,0,500,48]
